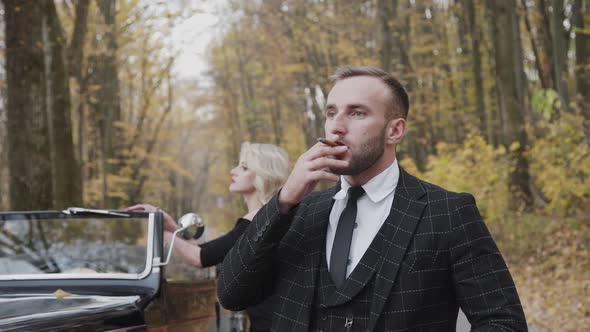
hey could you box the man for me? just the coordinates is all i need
[218,66,527,331]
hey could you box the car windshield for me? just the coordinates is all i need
[0,214,151,277]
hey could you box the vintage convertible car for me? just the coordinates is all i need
[0,208,219,332]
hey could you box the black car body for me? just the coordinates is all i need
[0,210,217,332]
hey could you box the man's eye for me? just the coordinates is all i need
[352,111,365,117]
[326,111,335,118]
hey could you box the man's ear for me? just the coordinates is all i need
[385,118,406,145]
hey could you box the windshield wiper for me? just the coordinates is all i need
[62,207,130,217]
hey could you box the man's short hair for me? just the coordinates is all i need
[330,66,410,120]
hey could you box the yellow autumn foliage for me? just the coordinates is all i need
[529,112,590,217]
[401,134,512,226]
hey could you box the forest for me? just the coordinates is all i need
[0,0,588,330]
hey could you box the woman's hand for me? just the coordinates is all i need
[163,230,175,246]
[125,203,177,233]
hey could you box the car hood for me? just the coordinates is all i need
[0,293,146,331]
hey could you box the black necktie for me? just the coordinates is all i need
[330,186,365,288]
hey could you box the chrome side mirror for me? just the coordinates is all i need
[179,213,205,240]
[155,213,205,267]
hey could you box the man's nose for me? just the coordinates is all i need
[326,114,347,138]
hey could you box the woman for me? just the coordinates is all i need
[127,142,289,332]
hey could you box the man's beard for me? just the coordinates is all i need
[331,127,386,176]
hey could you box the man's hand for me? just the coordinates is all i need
[279,143,349,214]
[125,203,177,233]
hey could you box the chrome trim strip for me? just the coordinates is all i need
[0,214,156,281]
[106,325,147,332]
[142,213,155,279]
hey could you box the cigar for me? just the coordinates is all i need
[317,137,343,147]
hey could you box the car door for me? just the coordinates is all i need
[0,210,162,331]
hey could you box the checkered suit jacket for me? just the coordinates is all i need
[218,167,527,331]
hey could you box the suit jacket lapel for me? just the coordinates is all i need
[301,185,339,329]
[305,185,339,281]
[368,168,427,331]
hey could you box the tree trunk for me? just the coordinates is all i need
[270,96,283,145]
[88,0,122,207]
[5,0,53,210]
[67,0,90,174]
[521,0,549,89]
[488,0,533,208]
[233,27,259,142]
[453,1,471,117]
[377,0,397,72]
[549,0,571,112]
[220,47,243,156]
[4,0,81,210]
[397,0,422,169]
[536,0,556,89]
[127,71,174,203]
[67,0,89,80]
[482,3,503,147]
[42,1,82,208]
[463,0,488,138]
[0,7,5,210]
[573,0,590,121]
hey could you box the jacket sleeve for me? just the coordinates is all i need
[199,218,250,268]
[450,193,528,331]
[217,192,296,310]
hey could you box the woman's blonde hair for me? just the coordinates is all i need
[239,142,289,204]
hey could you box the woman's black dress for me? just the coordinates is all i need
[199,218,273,332]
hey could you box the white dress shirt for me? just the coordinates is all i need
[326,159,400,277]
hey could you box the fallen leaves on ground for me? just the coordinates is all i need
[507,220,589,331]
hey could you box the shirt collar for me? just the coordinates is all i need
[333,159,400,203]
